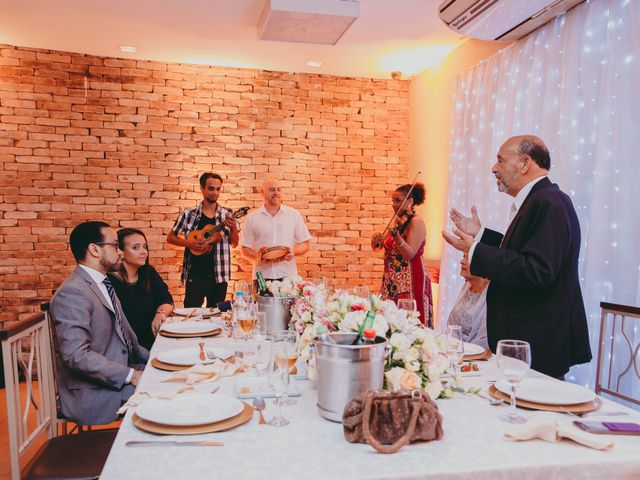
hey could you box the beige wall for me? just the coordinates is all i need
[409,39,509,323]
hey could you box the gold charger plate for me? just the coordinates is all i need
[464,348,492,361]
[488,385,602,413]
[132,402,253,435]
[159,327,222,339]
[150,357,197,372]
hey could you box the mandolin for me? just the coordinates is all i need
[187,207,249,256]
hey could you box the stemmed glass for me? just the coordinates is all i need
[237,302,258,347]
[446,325,464,375]
[353,285,369,298]
[496,339,531,424]
[267,340,290,427]
[397,298,417,312]
[271,330,298,406]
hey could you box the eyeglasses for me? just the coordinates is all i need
[93,241,119,249]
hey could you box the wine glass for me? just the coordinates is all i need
[237,303,258,346]
[267,341,290,427]
[446,325,464,375]
[397,298,417,312]
[271,330,298,406]
[353,285,369,298]
[496,339,531,424]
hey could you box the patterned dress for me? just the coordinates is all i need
[381,236,434,328]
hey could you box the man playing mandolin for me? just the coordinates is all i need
[167,172,239,307]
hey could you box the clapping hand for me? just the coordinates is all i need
[442,206,481,254]
[450,206,481,236]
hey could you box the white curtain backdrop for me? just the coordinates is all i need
[439,0,640,390]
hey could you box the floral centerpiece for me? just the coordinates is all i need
[289,281,454,400]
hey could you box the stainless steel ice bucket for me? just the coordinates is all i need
[314,332,388,422]
[257,296,293,335]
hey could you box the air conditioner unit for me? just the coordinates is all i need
[438,0,585,41]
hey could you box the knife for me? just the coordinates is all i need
[125,440,224,447]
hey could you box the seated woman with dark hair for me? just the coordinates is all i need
[109,228,173,350]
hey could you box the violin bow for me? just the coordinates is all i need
[375,171,422,248]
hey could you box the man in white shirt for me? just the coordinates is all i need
[442,135,591,378]
[50,221,149,425]
[241,178,312,280]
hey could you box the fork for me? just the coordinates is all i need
[206,350,218,361]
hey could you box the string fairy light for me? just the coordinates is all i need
[440,0,640,391]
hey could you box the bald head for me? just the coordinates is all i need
[261,178,282,209]
[506,135,551,170]
[492,135,550,197]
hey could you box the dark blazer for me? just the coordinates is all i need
[50,266,149,425]
[470,177,592,377]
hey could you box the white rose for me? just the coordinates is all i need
[425,380,443,400]
[385,367,421,390]
[390,332,411,352]
[339,311,365,332]
[372,314,389,337]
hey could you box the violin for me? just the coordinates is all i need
[373,171,421,249]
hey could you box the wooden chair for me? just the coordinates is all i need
[595,302,640,408]
[1,312,117,480]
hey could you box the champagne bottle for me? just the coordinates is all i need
[351,310,376,345]
[256,271,272,297]
[363,328,376,344]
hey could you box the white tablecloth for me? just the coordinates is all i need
[100,333,640,480]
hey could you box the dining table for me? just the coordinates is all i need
[99,324,640,480]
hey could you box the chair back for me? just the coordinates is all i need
[1,312,58,480]
[595,302,640,408]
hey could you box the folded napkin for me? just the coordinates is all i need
[505,420,613,450]
[117,386,194,415]
[161,359,250,385]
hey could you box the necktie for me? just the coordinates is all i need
[102,277,133,352]
[507,202,517,225]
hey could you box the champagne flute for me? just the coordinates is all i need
[237,303,258,346]
[446,325,464,375]
[271,330,298,406]
[397,298,417,312]
[496,339,531,424]
[353,285,369,298]
[267,341,290,427]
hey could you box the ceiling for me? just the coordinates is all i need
[0,0,464,79]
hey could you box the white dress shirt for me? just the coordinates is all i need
[241,204,312,279]
[78,264,134,383]
[469,175,548,261]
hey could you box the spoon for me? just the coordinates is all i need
[252,397,267,424]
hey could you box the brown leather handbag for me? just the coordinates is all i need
[343,389,444,454]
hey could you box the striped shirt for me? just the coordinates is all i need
[171,203,232,284]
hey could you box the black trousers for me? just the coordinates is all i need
[184,276,228,308]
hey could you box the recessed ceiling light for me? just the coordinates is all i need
[119,45,137,53]
[306,60,322,68]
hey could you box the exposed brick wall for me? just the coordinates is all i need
[0,44,410,324]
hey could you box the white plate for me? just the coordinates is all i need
[173,307,217,316]
[235,376,300,399]
[463,342,485,356]
[157,347,233,366]
[160,321,221,335]
[495,378,596,405]
[136,393,243,426]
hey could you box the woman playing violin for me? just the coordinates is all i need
[371,183,434,327]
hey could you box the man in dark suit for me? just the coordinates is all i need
[50,221,149,425]
[443,135,591,378]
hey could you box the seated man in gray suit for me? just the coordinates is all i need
[50,221,149,426]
